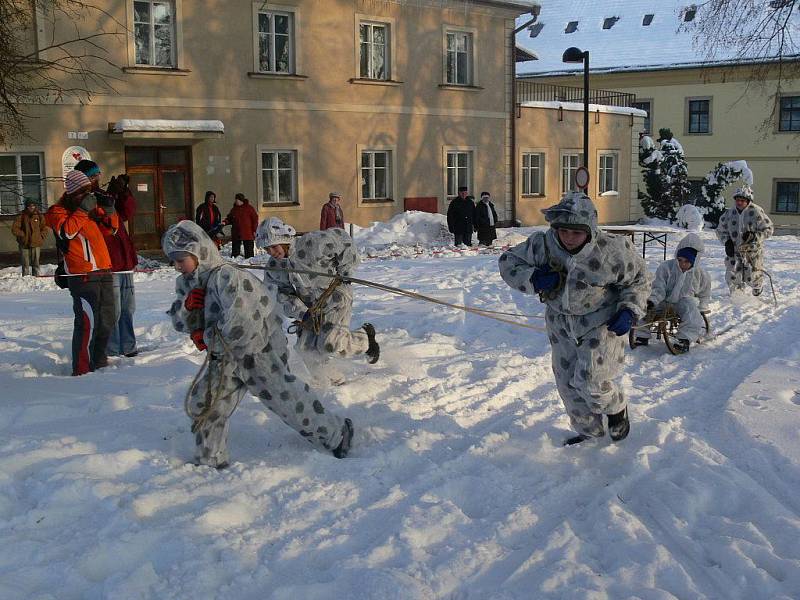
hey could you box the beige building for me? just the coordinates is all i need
[516,0,800,226]
[0,0,540,252]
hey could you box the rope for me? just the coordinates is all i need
[242,263,548,332]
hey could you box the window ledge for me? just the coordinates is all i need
[349,78,403,87]
[262,202,300,209]
[685,131,712,136]
[247,72,308,81]
[776,128,800,134]
[439,84,483,92]
[123,66,191,76]
[361,198,395,205]
[521,194,546,198]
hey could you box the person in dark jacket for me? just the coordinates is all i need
[475,191,499,246]
[74,160,140,358]
[11,199,48,276]
[223,193,259,258]
[195,191,222,247]
[446,186,476,246]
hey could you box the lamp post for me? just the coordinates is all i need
[562,46,589,169]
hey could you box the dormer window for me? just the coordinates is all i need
[683,6,697,22]
[642,14,654,26]
[602,17,619,30]
[565,21,578,34]
[529,22,544,38]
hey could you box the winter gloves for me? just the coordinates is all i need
[741,231,754,244]
[530,267,560,293]
[724,239,735,257]
[607,308,634,336]
[190,329,207,352]
[184,288,206,311]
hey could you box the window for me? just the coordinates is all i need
[260,150,297,204]
[133,0,175,67]
[632,100,652,133]
[561,153,580,193]
[565,21,579,34]
[0,153,45,215]
[683,5,697,22]
[257,10,293,73]
[445,31,472,85]
[529,22,544,38]
[602,17,619,30]
[642,14,654,26]
[598,153,618,194]
[687,98,711,133]
[779,95,800,132]
[446,150,472,198]
[361,150,392,201]
[775,181,800,213]
[359,22,388,80]
[522,152,544,195]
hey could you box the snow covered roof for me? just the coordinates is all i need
[521,100,647,117]
[516,0,800,76]
[112,120,224,133]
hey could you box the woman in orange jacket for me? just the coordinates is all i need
[46,170,119,376]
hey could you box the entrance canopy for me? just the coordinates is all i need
[109,119,224,140]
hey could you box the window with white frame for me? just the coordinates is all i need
[257,9,294,73]
[361,150,392,201]
[446,150,472,197]
[445,31,472,85]
[260,150,297,204]
[598,153,618,194]
[522,152,544,195]
[359,22,388,80]
[0,153,45,215]
[133,0,176,67]
[561,153,580,193]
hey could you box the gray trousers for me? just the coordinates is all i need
[20,246,41,276]
[297,285,369,359]
[188,327,346,467]
[726,246,765,291]
[548,312,626,437]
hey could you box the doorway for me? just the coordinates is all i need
[125,147,192,249]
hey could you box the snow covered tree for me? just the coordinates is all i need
[639,128,691,221]
[699,160,754,226]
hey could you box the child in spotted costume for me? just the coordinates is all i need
[498,192,649,445]
[716,186,773,296]
[163,220,353,468]
[256,217,379,385]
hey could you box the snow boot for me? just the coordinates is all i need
[752,287,763,297]
[673,338,690,355]
[362,323,380,364]
[333,418,354,459]
[607,408,630,442]
[562,434,591,446]
[633,337,649,347]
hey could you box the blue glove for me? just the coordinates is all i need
[301,310,311,324]
[607,308,634,336]
[530,268,560,293]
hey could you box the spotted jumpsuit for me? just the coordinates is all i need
[499,194,649,438]
[716,202,773,293]
[164,220,347,467]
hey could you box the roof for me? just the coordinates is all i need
[516,0,800,76]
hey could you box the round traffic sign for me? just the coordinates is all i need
[575,166,590,190]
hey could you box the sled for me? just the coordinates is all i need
[629,305,710,355]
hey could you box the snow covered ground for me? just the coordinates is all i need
[2,216,800,599]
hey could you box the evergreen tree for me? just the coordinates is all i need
[639,128,690,221]
[699,161,753,226]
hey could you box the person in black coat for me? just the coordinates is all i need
[475,191,499,246]
[195,190,223,247]
[446,186,476,246]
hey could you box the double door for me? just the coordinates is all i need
[125,147,192,249]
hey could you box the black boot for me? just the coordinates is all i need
[607,408,630,442]
[752,287,763,297]
[332,418,353,458]
[562,434,591,446]
[633,337,649,347]
[362,323,380,364]
[673,338,690,354]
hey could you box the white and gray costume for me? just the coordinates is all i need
[675,203,703,231]
[716,200,773,292]
[163,220,347,467]
[257,222,370,363]
[643,233,711,343]
[498,193,649,438]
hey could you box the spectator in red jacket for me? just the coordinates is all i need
[224,193,259,258]
[320,192,344,230]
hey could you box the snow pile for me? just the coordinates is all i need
[353,211,451,250]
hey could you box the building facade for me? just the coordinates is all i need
[0,0,535,252]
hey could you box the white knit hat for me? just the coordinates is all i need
[733,186,753,202]
[256,217,296,248]
[64,170,91,195]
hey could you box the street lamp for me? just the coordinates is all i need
[562,46,589,169]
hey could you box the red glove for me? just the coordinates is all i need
[190,329,207,352]
[184,288,206,311]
